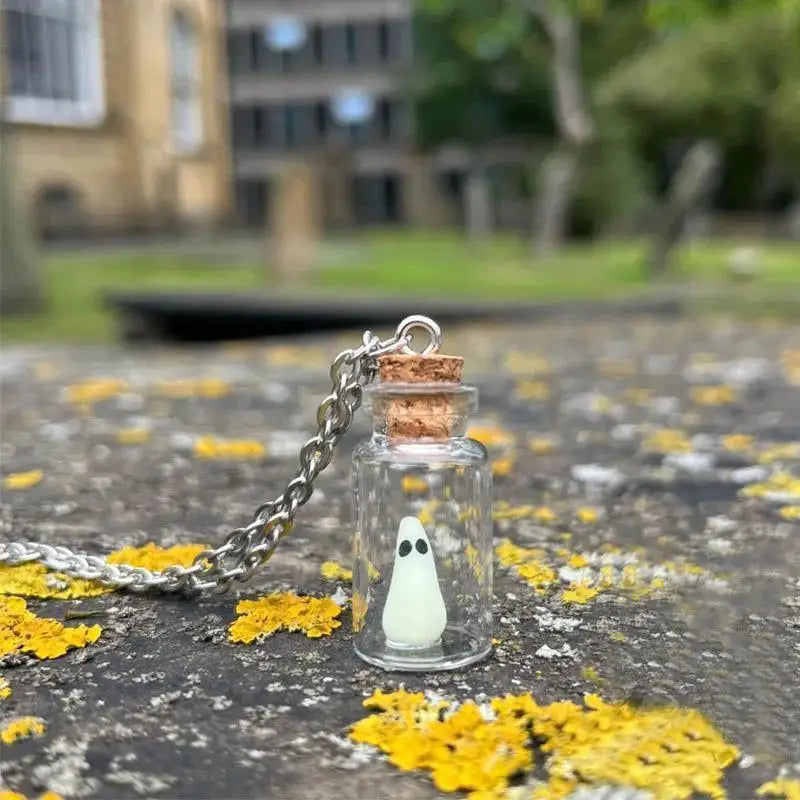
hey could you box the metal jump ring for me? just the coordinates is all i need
[395,315,442,356]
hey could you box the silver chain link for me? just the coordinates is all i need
[0,316,443,596]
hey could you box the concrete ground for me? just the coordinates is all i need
[1,315,799,799]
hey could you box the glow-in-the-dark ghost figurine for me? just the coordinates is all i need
[382,516,447,648]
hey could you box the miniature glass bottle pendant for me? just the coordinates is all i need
[352,340,493,671]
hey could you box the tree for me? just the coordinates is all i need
[414,0,654,252]
[415,0,795,260]
[413,2,553,240]
[599,4,800,272]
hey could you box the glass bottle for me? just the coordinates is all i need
[351,353,493,671]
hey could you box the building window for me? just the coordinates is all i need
[377,21,390,63]
[170,10,203,154]
[345,23,357,65]
[353,173,403,225]
[311,25,324,66]
[3,0,104,126]
[235,178,269,228]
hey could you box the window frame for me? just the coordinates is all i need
[169,8,204,155]
[3,0,105,127]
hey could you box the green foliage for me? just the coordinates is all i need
[412,0,553,146]
[572,118,654,236]
[599,7,800,161]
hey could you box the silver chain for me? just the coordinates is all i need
[0,316,443,596]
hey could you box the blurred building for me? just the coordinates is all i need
[1,0,231,239]
[226,0,451,229]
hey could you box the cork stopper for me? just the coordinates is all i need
[376,353,464,441]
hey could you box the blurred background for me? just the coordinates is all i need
[1,0,799,344]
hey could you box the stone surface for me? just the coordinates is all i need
[1,315,799,798]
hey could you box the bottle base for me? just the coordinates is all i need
[354,625,492,672]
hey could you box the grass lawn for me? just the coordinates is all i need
[2,232,798,344]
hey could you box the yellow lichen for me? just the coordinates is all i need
[0,563,111,599]
[65,378,128,406]
[491,456,515,477]
[494,540,546,567]
[505,352,550,376]
[561,583,599,605]
[566,553,589,568]
[758,779,800,799]
[193,435,266,460]
[466,544,484,581]
[152,378,230,398]
[320,561,352,582]
[106,542,207,572]
[529,437,556,454]
[229,592,342,643]
[495,540,555,594]
[643,429,692,454]
[740,471,800,502]
[1,716,46,744]
[0,596,101,660]
[493,503,556,523]
[0,793,62,800]
[351,590,367,632]
[575,508,598,523]
[581,665,605,686]
[496,539,709,605]
[0,543,204,600]
[116,427,151,445]
[515,380,551,401]
[779,506,800,520]
[532,694,738,799]
[623,387,652,405]
[350,689,531,794]
[597,358,636,378]
[758,443,800,464]
[349,690,738,800]
[0,675,11,699]
[3,470,43,491]
[417,499,440,527]
[402,475,429,494]
[690,385,736,406]
[721,434,754,452]
[468,426,515,449]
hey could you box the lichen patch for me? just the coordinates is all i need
[1,716,47,744]
[0,563,112,600]
[758,779,800,800]
[0,596,101,660]
[495,539,709,605]
[105,542,207,572]
[193,435,266,460]
[320,561,352,582]
[349,689,739,800]
[3,470,44,491]
[229,592,342,643]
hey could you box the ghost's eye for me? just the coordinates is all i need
[415,538,429,555]
[398,540,412,557]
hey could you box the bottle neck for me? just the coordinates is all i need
[365,384,477,443]
[371,414,468,440]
